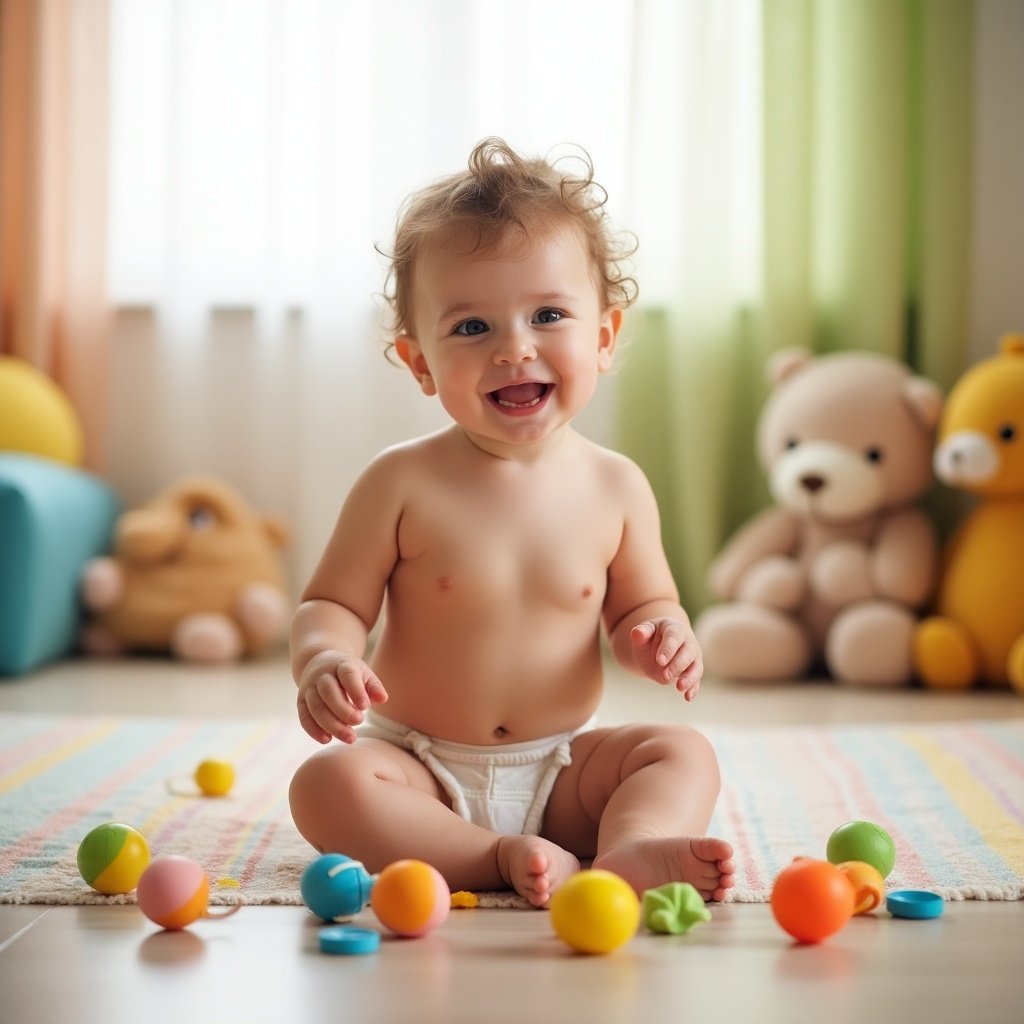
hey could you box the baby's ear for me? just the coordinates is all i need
[394,336,437,396]
[598,307,624,371]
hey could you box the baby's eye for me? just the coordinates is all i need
[188,506,217,529]
[533,308,563,324]
[453,318,488,336]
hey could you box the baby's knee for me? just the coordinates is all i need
[288,747,370,845]
[627,723,720,783]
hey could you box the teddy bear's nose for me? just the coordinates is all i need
[800,474,827,493]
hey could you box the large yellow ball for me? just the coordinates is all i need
[549,869,640,954]
[0,356,84,465]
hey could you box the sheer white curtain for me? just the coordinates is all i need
[105,0,760,589]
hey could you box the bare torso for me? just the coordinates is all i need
[368,427,625,743]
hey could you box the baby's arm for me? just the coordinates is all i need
[602,458,703,701]
[292,453,404,743]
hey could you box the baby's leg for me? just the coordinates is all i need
[543,724,736,901]
[289,740,577,906]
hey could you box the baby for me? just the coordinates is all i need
[289,138,735,907]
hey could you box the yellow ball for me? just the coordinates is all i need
[194,759,235,796]
[0,356,84,465]
[549,870,640,954]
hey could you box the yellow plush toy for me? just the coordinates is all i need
[914,334,1024,692]
[0,356,84,465]
[79,475,290,663]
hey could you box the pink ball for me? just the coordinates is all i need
[136,856,210,930]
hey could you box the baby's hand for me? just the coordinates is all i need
[296,650,388,744]
[630,618,703,701]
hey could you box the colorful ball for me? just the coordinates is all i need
[827,820,896,879]
[77,822,151,895]
[137,856,212,930]
[771,858,855,943]
[549,869,641,955]
[836,860,885,914]
[370,859,450,937]
[301,854,376,921]
[194,759,235,796]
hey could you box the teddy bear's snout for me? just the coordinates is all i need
[800,474,826,493]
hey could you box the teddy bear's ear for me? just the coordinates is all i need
[765,347,813,387]
[262,515,290,549]
[902,376,943,430]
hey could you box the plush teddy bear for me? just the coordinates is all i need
[913,334,1024,692]
[79,475,289,664]
[694,348,943,685]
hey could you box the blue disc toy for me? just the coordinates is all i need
[300,854,376,921]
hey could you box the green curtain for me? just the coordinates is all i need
[618,0,974,614]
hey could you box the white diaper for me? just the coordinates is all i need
[358,711,591,835]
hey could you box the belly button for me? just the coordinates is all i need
[493,725,508,739]
[438,575,454,591]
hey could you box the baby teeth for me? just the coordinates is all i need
[496,395,543,408]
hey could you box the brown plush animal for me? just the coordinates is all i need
[80,475,289,663]
[695,349,943,685]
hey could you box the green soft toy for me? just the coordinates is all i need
[913,334,1024,692]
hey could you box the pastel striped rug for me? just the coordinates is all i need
[1,714,1021,905]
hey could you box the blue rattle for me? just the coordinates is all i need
[300,854,376,921]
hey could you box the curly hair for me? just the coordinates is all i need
[380,137,637,346]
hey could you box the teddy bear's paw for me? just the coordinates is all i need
[827,601,914,686]
[912,616,978,688]
[235,583,289,648]
[1006,636,1024,695]
[736,557,807,609]
[695,604,811,681]
[171,614,244,664]
[79,557,124,612]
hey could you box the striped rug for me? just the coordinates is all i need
[1,714,1021,905]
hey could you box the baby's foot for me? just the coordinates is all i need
[593,836,736,902]
[496,835,580,908]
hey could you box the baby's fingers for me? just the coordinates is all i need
[298,689,357,744]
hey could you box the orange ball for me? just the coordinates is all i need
[370,859,450,937]
[771,858,855,943]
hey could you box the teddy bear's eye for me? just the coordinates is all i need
[188,506,217,529]
[785,438,799,450]
[998,424,1016,443]
[865,447,884,463]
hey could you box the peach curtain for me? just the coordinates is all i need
[0,0,109,469]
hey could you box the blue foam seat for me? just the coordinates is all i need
[0,453,120,675]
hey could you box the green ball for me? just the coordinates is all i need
[77,822,151,894]
[826,820,896,879]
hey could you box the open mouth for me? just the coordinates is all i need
[488,382,551,410]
